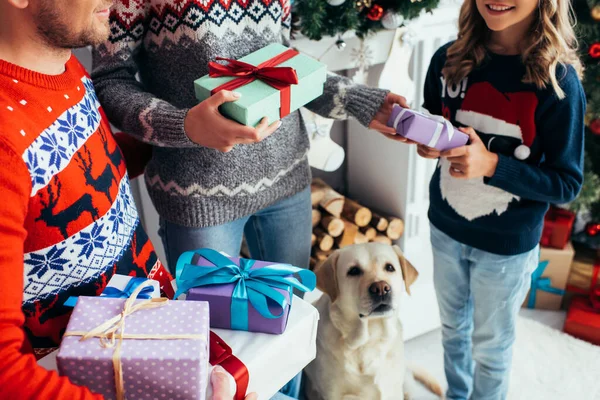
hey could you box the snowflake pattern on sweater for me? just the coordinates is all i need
[0,56,173,352]
[92,0,389,228]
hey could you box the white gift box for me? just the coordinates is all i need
[39,295,319,400]
[207,295,319,400]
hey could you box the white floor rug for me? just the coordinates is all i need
[508,317,600,400]
[405,313,600,400]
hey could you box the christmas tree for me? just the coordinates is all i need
[569,0,600,248]
[293,0,440,40]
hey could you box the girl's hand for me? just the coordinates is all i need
[184,91,281,153]
[440,127,499,179]
[416,144,442,159]
[211,366,258,400]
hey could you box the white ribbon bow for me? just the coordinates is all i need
[392,106,455,148]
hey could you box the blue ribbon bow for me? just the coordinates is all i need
[63,277,154,307]
[527,260,566,309]
[174,248,316,331]
[101,277,155,299]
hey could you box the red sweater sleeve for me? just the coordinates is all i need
[0,140,103,400]
[113,132,153,180]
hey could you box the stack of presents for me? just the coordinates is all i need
[523,206,600,346]
[39,249,319,400]
[37,43,328,400]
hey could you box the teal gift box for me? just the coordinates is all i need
[194,44,327,127]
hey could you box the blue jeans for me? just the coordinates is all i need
[158,186,312,273]
[430,223,537,400]
[159,186,312,400]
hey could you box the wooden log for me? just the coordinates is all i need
[313,179,345,217]
[314,227,334,252]
[335,219,359,248]
[354,232,369,244]
[312,209,322,228]
[313,249,333,262]
[310,178,328,207]
[360,226,377,241]
[312,178,344,217]
[371,235,393,245]
[370,212,389,232]
[386,218,405,240]
[320,215,345,238]
[311,233,317,247]
[342,198,372,227]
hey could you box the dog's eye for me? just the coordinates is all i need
[385,263,396,272]
[347,266,363,277]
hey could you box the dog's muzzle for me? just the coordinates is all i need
[358,281,393,317]
[369,281,391,302]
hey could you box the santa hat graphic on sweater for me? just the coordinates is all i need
[455,82,539,160]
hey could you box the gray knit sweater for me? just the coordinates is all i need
[92,0,388,228]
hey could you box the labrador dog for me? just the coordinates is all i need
[304,243,443,400]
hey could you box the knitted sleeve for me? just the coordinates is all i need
[282,5,389,127]
[486,67,585,203]
[0,140,102,400]
[91,0,195,148]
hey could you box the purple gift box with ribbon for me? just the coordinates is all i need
[175,249,316,334]
[387,105,469,151]
[57,292,210,400]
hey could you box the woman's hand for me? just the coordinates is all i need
[440,127,498,179]
[184,91,281,153]
[368,93,411,142]
[211,366,257,400]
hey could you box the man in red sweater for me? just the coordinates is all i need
[0,1,247,399]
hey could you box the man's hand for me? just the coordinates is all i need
[184,91,281,152]
[368,92,411,142]
[440,127,499,179]
[211,366,258,400]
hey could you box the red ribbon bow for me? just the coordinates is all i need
[209,331,249,400]
[209,49,300,119]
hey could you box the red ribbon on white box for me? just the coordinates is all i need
[209,331,249,400]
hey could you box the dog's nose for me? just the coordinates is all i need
[369,281,391,300]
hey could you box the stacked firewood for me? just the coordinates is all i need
[309,178,404,270]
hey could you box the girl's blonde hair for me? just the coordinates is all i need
[442,0,583,98]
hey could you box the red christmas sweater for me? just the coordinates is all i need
[0,56,173,399]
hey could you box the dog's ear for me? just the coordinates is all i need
[393,245,418,295]
[314,250,340,302]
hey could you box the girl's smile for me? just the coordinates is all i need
[476,0,538,33]
[484,3,517,16]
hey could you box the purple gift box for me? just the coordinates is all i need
[57,297,210,400]
[387,105,469,151]
[186,254,292,334]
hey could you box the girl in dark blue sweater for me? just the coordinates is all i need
[419,0,585,398]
